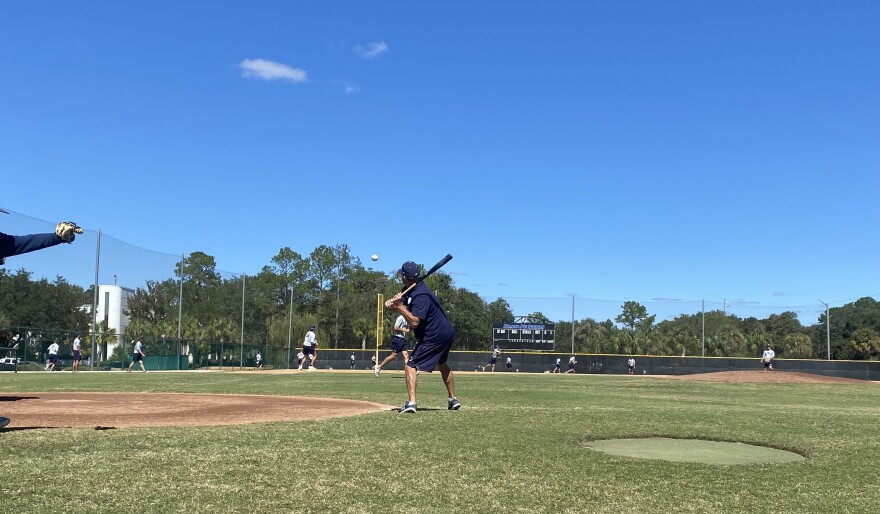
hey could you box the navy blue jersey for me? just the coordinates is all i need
[404,282,454,344]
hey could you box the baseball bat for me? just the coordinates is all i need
[399,253,453,296]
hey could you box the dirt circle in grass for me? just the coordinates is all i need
[0,392,391,429]
[583,437,805,465]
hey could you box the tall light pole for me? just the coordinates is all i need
[819,300,831,360]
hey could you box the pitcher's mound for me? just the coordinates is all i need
[0,392,391,429]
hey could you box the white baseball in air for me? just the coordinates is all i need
[371,254,379,261]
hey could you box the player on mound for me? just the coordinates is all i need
[1,209,82,429]
[384,261,460,413]
[375,314,411,376]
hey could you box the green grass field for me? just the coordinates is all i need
[1,371,878,513]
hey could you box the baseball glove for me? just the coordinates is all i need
[55,221,84,243]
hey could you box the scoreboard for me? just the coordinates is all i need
[492,321,555,351]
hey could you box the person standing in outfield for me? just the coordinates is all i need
[627,357,636,375]
[128,338,146,372]
[375,314,411,376]
[761,345,775,371]
[298,326,317,370]
[296,351,305,369]
[45,339,60,371]
[506,355,512,371]
[553,357,562,373]
[255,352,263,370]
[0,211,81,429]
[484,346,502,372]
[72,333,82,372]
[350,353,356,370]
[384,261,460,414]
[566,355,577,374]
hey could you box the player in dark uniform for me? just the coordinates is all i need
[0,209,80,429]
[384,261,460,413]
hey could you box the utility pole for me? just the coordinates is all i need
[819,300,831,360]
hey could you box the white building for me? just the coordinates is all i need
[81,284,134,361]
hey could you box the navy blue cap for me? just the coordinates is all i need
[400,261,420,279]
[310,325,316,330]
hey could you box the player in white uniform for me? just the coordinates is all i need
[566,355,577,373]
[483,346,502,372]
[506,355,512,371]
[72,333,82,372]
[553,357,562,373]
[45,339,60,371]
[255,352,263,370]
[375,315,411,376]
[299,326,317,370]
[296,351,305,368]
[761,345,775,371]
[627,357,636,374]
[128,339,146,372]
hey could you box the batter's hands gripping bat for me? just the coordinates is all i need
[385,253,453,308]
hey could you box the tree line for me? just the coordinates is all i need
[2,245,880,362]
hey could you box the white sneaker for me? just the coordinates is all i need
[374,367,381,377]
[308,366,317,371]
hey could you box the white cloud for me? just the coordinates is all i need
[239,58,307,82]
[344,84,360,94]
[354,41,389,59]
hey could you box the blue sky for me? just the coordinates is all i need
[1,1,878,325]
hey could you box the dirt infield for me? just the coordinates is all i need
[0,392,391,429]
[670,370,870,384]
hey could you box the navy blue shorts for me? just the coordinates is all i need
[303,346,315,356]
[73,350,81,360]
[490,357,497,365]
[391,337,408,354]
[407,337,453,373]
[568,364,575,370]
[133,353,143,362]
[49,355,58,363]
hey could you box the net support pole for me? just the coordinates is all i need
[90,229,101,370]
